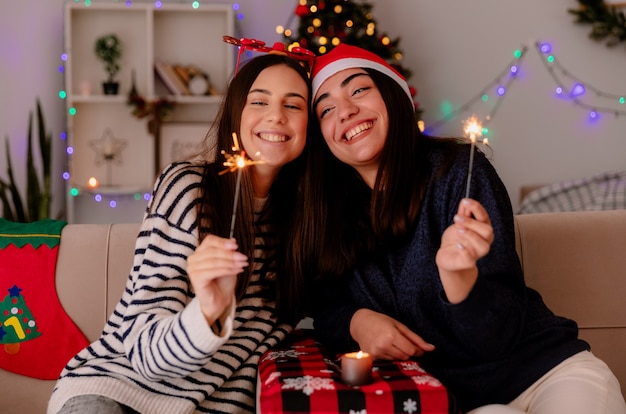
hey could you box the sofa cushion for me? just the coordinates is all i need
[515,210,626,397]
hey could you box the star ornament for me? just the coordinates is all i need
[89,128,127,165]
[8,284,22,298]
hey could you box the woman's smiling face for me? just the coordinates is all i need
[239,63,309,173]
[313,68,388,187]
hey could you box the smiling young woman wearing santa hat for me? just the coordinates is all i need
[302,43,626,414]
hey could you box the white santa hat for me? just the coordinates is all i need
[311,43,412,105]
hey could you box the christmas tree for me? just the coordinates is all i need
[0,284,40,354]
[281,0,422,117]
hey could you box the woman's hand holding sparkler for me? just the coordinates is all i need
[435,198,494,304]
[187,234,249,326]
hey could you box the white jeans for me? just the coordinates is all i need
[468,351,626,414]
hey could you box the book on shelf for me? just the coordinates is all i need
[172,64,210,96]
[154,59,190,96]
[173,65,190,84]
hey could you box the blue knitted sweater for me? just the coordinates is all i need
[312,146,589,412]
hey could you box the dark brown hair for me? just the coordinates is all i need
[303,67,461,280]
[195,54,313,324]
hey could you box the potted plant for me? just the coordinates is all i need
[0,99,54,222]
[94,34,122,95]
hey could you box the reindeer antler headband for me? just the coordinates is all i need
[223,35,316,74]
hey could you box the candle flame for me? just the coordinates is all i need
[87,177,99,188]
[463,116,483,143]
[356,351,364,359]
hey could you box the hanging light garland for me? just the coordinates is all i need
[59,1,246,212]
[425,41,625,138]
[425,45,528,139]
[57,1,625,212]
[535,41,626,120]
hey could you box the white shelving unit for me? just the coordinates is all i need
[64,1,234,223]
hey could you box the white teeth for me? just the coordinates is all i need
[258,133,288,142]
[345,122,373,141]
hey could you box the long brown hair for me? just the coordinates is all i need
[303,68,461,280]
[195,54,312,324]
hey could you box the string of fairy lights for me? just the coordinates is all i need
[58,2,626,211]
[535,42,626,119]
[424,45,530,139]
[59,1,247,210]
[425,41,626,142]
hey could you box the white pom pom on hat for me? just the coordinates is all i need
[311,44,412,105]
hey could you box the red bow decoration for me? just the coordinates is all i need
[223,35,316,74]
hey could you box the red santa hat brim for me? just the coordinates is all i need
[311,44,412,106]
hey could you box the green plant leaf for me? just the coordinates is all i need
[26,110,41,222]
[0,179,16,221]
[1,99,53,222]
[36,98,51,219]
[3,138,26,222]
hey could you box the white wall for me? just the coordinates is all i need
[0,0,293,219]
[0,0,66,218]
[1,0,624,218]
[371,0,625,208]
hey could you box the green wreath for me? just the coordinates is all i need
[569,0,626,48]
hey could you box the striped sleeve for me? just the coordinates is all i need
[121,162,235,380]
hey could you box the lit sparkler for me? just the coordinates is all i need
[220,132,263,238]
[463,116,484,199]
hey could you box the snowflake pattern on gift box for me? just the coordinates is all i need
[282,375,335,396]
[263,348,303,362]
[264,371,282,386]
[399,361,442,387]
[404,397,418,413]
[411,374,442,387]
[399,361,425,372]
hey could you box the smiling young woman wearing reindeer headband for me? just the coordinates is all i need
[48,38,316,414]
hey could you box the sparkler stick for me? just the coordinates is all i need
[229,156,244,239]
[219,132,264,239]
[463,116,484,199]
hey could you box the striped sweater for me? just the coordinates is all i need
[48,162,292,414]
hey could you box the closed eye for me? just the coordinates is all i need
[284,103,303,110]
[352,86,370,96]
[318,105,334,119]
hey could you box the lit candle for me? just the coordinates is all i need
[87,177,99,189]
[341,350,373,386]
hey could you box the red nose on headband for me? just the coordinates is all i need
[311,44,412,104]
[223,36,316,75]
